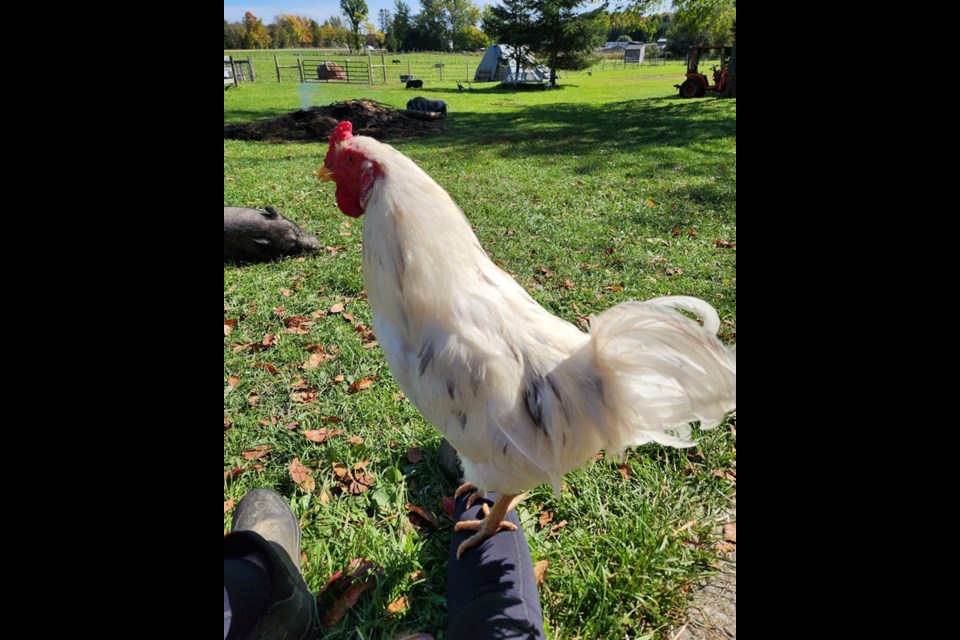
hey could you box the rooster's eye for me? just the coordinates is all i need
[346,154,355,165]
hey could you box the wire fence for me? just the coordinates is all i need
[226,50,687,87]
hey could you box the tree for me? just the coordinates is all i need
[446,0,483,50]
[485,0,605,86]
[390,1,413,50]
[340,0,369,52]
[242,11,270,49]
[482,0,537,78]
[409,0,449,50]
[456,25,490,51]
[531,0,607,85]
[274,14,313,48]
[224,20,244,49]
[378,8,392,33]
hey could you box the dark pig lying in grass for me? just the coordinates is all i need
[224,206,322,261]
[406,97,447,113]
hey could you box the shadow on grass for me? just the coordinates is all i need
[431,96,735,159]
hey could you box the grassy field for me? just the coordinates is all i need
[224,67,736,639]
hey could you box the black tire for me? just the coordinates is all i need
[679,79,705,98]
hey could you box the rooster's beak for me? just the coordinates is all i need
[318,165,334,182]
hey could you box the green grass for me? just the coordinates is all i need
[225,68,735,639]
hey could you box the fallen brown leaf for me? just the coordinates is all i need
[319,490,330,505]
[348,435,364,445]
[535,265,555,278]
[290,388,319,404]
[533,559,549,585]
[723,522,736,542]
[712,469,736,482]
[284,316,309,328]
[713,239,736,249]
[254,362,280,375]
[342,312,355,322]
[334,374,345,383]
[224,466,246,481]
[321,577,373,627]
[548,519,568,538]
[281,288,293,297]
[329,302,345,314]
[242,445,272,460]
[304,428,343,443]
[618,464,630,480]
[247,391,260,406]
[303,353,328,370]
[224,499,234,513]
[538,511,554,528]
[223,416,232,430]
[406,446,423,463]
[224,319,238,336]
[262,332,277,347]
[227,376,240,388]
[646,199,656,207]
[362,341,379,350]
[332,462,349,478]
[348,377,374,393]
[714,540,736,553]
[290,458,315,493]
[405,503,439,528]
[386,595,408,615]
[410,569,427,582]
[283,421,300,431]
[558,278,575,290]
[442,496,456,520]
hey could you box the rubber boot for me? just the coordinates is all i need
[224,489,320,640]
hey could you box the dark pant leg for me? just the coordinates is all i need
[446,492,546,639]
[224,556,271,640]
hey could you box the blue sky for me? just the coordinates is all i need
[224,2,487,26]
[223,1,639,27]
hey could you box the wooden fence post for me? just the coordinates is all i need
[381,53,386,83]
[275,54,281,83]
[297,57,305,83]
[367,51,372,84]
[247,55,255,81]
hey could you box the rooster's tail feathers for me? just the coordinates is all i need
[587,297,736,449]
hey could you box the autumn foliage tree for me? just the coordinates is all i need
[242,11,270,49]
[340,0,369,52]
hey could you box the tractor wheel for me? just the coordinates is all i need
[679,79,704,98]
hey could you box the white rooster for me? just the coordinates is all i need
[318,122,736,558]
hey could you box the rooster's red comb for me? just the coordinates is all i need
[330,121,353,147]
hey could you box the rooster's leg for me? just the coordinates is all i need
[455,482,485,509]
[454,493,525,560]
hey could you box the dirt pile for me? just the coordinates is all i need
[224,99,444,143]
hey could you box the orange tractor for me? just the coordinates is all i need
[677,45,729,98]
